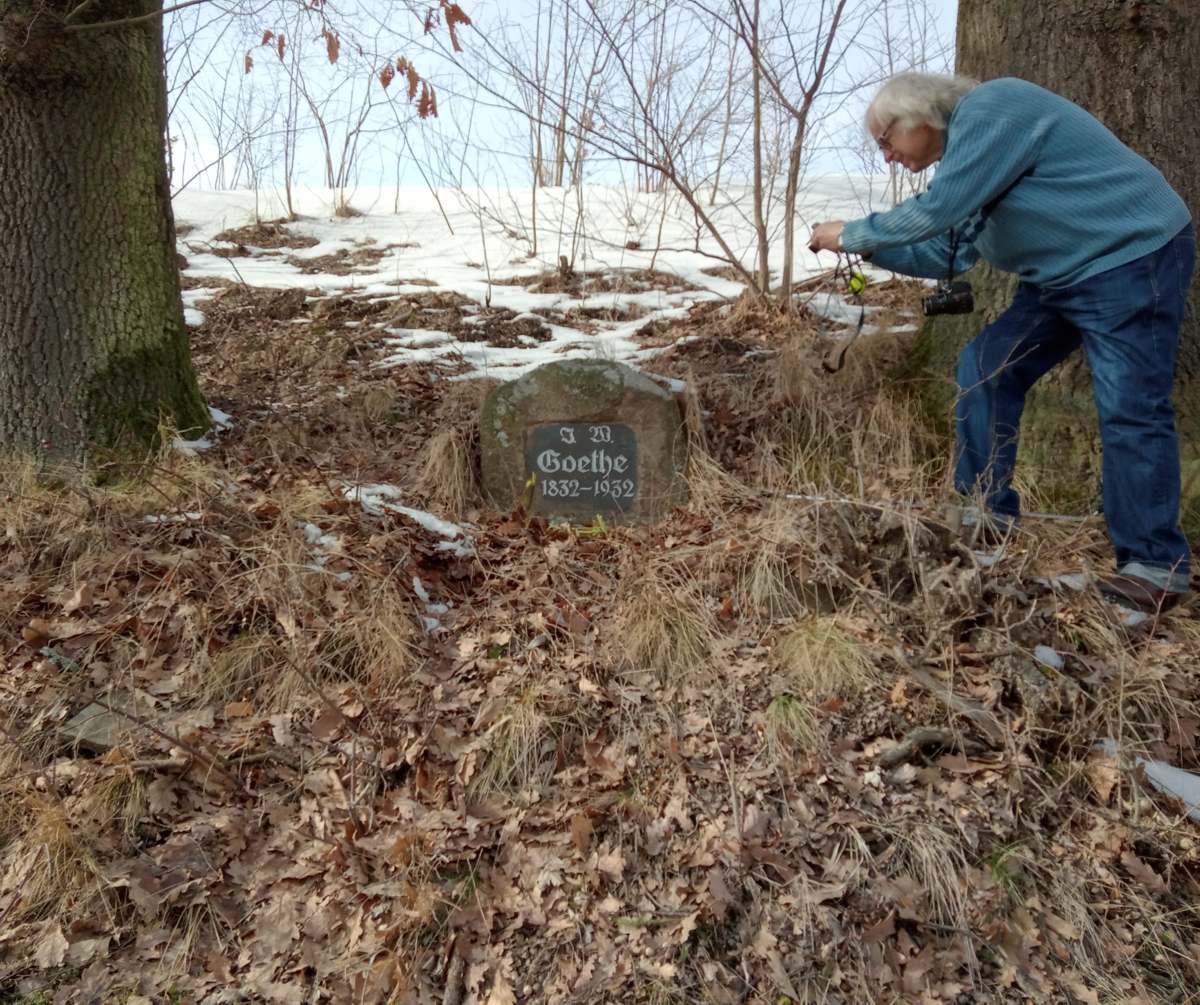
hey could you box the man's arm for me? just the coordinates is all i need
[842,113,1041,254]
[870,229,981,279]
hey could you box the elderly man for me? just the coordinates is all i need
[810,72,1194,612]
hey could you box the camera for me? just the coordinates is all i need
[923,280,975,316]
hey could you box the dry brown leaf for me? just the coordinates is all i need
[65,936,109,967]
[269,714,294,746]
[322,27,340,64]
[1062,974,1100,1004]
[311,708,343,741]
[596,848,624,883]
[21,616,51,646]
[1044,911,1080,940]
[35,925,69,969]
[63,583,92,613]
[485,972,517,1005]
[1120,851,1167,893]
[569,813,593,855]
[861,910,896,944]
[705,867,734,920]
[1087,752,1120,804]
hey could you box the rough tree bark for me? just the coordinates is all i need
[907,0,1200,531]
[0,0,209,464]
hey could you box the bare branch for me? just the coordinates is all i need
[66,0,218,33]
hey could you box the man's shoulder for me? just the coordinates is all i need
[956,77,1072,126]
[964,77,1062,110]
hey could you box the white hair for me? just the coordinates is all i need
[866,72,980,133]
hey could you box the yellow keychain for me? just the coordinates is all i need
[848,271,867,296]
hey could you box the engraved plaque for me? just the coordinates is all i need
[526,422,638,515]
[480,359,688,523]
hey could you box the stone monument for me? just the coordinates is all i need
[480,360,688,522]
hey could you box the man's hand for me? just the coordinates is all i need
[808,220,845,253]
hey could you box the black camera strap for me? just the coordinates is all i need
[945,171,1027,280]
[822,253,868,374]
[826,172,1028,374]
[947,227,962,281]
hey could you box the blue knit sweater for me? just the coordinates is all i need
[839,78,1191,288]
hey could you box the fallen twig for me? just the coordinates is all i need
[905,664,1007,746]
[88,696,248,793]
[878,727,987,768]
[441,951,466,1005]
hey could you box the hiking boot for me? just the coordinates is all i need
[1097,572,1188,614]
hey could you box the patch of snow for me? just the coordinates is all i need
[1033,645,1064,671]
[1115,607,1151,629]
[302,522,340,549]
[171,181,929,382]
[144,512,204,524]
[805,291,880,327]
[209,406,234,429]
[413,575,453,634]
[378,329,456,350]
[184,308,206,327]
[1098,740,1200,823]
[343,483,474,559]
[1036,572,1092,592]
[173,437,213,452]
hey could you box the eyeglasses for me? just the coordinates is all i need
[876,120,898,154]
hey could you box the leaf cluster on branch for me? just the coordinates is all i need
[250,2,473,120]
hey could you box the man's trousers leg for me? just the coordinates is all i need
[1044,228,1195,591]
[954,283,1080,520]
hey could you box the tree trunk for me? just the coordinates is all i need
[750,0,770,296]
[0,0,209,464]
[908,0,1200,530]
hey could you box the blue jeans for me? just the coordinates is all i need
[955,226,1195,589]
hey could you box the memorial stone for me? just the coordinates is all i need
[480,360,688,522]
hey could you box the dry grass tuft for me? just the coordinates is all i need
[1050,599,1198,757]
[1089,657,1196,758]
[1171,615,1200,649]
[764,693,822,759]
[877,820,972,935]
[618,566,718,681]
[416,426,477,516]
[1022,852,1200,998]
[471,691,555,796]
[87,771,149,846]
[773,339,819,408]
[685,447,750,518]
[200,632,291,707]
[0,449,229,599]
[0,797,107,924]
[766,355,943,499]
[678,366,708,455]
[359,385,399,424]
[318,584,422,693]
[775,618,876,699]
[734,501,813,619]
